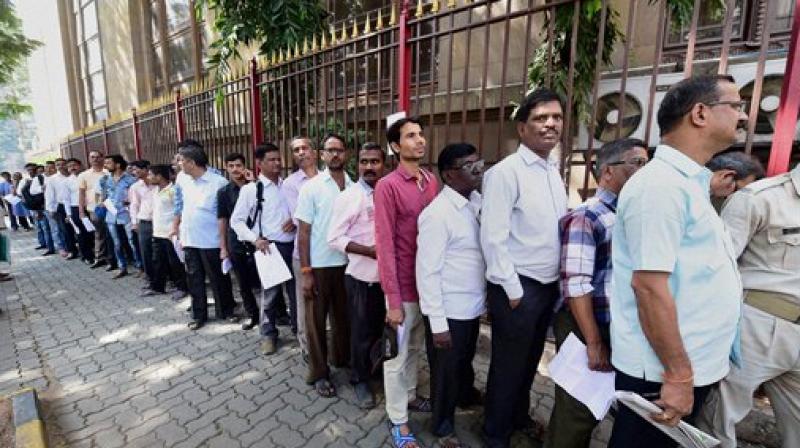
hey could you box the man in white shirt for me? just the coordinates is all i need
[53,158,79,259]
[326,142,386,409]
[66,158,95,263]
[231,143,296,355]
[146,164,188,301]
[480,89,568,447]
[22,162,54,254]
[43,161,65,255]
[417,143,486,447]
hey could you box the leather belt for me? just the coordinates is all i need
[744,290,800,324]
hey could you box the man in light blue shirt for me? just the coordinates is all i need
[176,139,237,330]
[609,75,746,448]
[96,154,140,278]
[294,134,353,397]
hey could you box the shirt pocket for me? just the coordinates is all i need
[766,226,800,269]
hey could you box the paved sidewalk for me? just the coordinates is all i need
[0,231,771,447]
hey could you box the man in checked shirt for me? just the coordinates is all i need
[544,138,648,448]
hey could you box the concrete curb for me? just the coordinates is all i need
[10,388,47,448]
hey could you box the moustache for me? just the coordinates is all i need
[363,171,376,177]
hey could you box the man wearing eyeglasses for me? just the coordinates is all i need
[608,75,747,447]
[545,138,648,448]
[295,133,353,398]
[417,143,486,448]
[481,88,568,447]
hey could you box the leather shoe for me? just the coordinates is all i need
[141,290,164,297]
[112,270,128,279]
[42,251,55,256]
[89,260,107,269]
[241,319,259,331]
[34,245,46,250]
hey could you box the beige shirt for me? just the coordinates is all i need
[721,165,800,304]
[77,168,107,212]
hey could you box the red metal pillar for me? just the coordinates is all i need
[132,108,142,160]
[249,57,264,173]
[175,90,186,142]
[102,119,109,156]
[82,131,89,163]
[397,0,412,113]
[767,0,800,176]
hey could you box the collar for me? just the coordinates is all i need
[517,143,558,168]
[320,169,352,185]
[595,187,618,211]
[396,164,431,183]
[442,185,481,214]
[655,144,712,188]
[357,178,374,195]
[194,170,214,183]
[258,174,282,187]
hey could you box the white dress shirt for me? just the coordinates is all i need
[44,173,66,212]
[152,183,177,239]
[27,175,44,196]
[417,186,487,334]
[177,169,229,249]
[230,174,295,244]
[64,174,80,207]
[480,144,568,300]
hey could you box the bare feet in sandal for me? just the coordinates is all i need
[314,378,337,398]
[390,424,419,448]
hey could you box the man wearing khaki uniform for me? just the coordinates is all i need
[701,164,800,448]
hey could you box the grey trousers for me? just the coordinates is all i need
[293,258,308,356]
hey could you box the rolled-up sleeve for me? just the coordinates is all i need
[480,166,523,300]
[375,180,403,310]
[560,213,597,299]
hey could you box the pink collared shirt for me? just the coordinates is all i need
[129,179,157,223]
[374,165,439,310]
[327,179,379,283]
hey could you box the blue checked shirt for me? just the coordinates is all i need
[558,188,617,325]
[97,173,137,225]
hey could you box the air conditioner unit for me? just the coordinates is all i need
[576,58,799,150]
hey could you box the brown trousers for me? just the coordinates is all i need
[305,266,351,383]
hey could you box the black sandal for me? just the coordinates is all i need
[408,396,432,413]
[314,379,337,398]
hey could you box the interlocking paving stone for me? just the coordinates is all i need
[0,230,772,447]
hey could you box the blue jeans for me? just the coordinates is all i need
[46,212,65,251]
[106,221,141,270]
[34,212,54,251]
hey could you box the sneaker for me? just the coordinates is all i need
[260,339,278,355]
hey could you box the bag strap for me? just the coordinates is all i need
[253,181,264,239]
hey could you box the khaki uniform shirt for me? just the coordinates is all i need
[721,166,800,305]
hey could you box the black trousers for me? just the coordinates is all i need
[306,266,350,383]
[425,316,480,437]
[150,237,187,293]
[69,206,94,262]
[184,247,235,322]
[344,275,386,384]
[609,370,713,448]
[230,248,261,321]
[55,204,78,255]
[137,220,154,280]
[483,276,559,448]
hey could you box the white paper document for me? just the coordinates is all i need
[172,237,185,263]
[69,218,81,234]
[3,194,21,206]
[81,217,96,232]
[615,391,720,448]
[548,332,616,420]
[102,199,118,215]
[253,244,292,290]
[221,258,233,275]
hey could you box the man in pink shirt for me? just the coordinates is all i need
[129,160,157,287]
[327,142,386,409]
[375,117,439,448]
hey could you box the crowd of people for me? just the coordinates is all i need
[1,74,797,448]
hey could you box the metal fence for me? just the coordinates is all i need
[60,0,800,198]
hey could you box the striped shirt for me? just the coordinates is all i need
[558,188,617,325]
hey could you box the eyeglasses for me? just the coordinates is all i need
[452,159,485,173]
[705,100,748,112]
[607,157,648,168]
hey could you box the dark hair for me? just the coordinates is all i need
[289,135,313,149]
[24,163,37,169]
[514,88,564,122]
[224,152,247,164]
[88,150,104,157]
[595,138,647,178]
[66,158,82,165]
[254,144,280,160]
[0,172,10,178]
[45,161,55,165]
[706,151,765,181]
[386,117,422,146]
[437,142,478,174]
[360,142,385,162]
[322,133,346,148]
[177,139,208,167]
[130,159,150,169]
[657,74,736,136]
[148,164,173,180]
[54,157,66,163]
[105,154,127,169]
